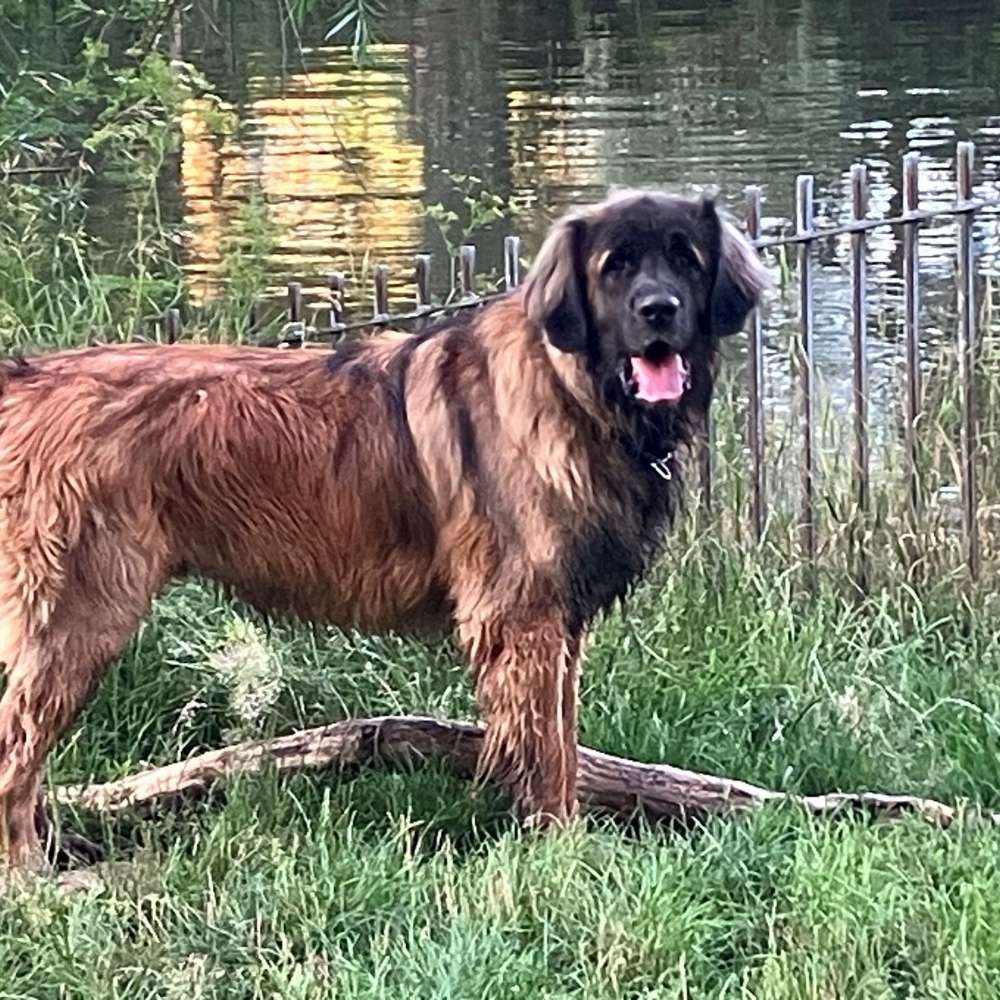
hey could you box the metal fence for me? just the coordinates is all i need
[161,140,999,585]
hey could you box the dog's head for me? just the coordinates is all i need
[523,190,768,450]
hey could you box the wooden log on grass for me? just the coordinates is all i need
[54,716,997,828]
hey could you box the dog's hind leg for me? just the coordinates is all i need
[0,531,164,874]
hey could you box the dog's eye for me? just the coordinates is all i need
[602,248,636,276]
[668,234,702,271]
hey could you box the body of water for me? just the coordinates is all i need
[39,0,1000,462]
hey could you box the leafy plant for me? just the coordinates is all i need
[426,172,519,259]
[324,0,385,67]
[0,6,235,350]
[211,191,281,339]
[424,172,522,296]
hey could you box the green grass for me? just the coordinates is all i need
[3,551,1000,999]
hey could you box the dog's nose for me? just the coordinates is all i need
[636,293,681,328]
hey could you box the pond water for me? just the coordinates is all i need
[125,1,1000,439]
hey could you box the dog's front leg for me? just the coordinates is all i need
[460,611,583,828]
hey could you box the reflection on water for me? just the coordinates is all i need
[172,0,1000,438]
[180,46,424,308]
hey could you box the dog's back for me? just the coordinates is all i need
[0,343,445,643]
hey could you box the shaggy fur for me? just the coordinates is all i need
[0,191,767,871]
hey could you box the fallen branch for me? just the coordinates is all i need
[55,716,999,827]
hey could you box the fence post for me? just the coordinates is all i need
[459,244,477,301]
[698,415,714,524]
[414,253,432,331]
[795,174,817,569]
[902,151,922,520]
[850,163,870,593]
[287,281,302,324]
[504,235,521,289]
[163,307,181,345]
[414,254,432,312]
[327,272,345,336]
[372,265,389,322]
[745,185,766,542]
[956,140,980,582]
[285,281,304,347]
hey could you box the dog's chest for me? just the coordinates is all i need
[559,468,677,628]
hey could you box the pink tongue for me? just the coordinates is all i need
[631,354,688,403]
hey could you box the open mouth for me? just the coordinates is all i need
[620,352,690,405]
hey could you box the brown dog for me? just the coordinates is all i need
[0,190,767,871]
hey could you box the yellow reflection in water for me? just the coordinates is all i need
[180,46,425,308]
[506,88,608,215]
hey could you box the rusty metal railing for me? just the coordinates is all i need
[742,142,991,585]
[160,141,999,584]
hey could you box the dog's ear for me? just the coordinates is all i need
[522,214,591,353]
[709,211,771,338]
